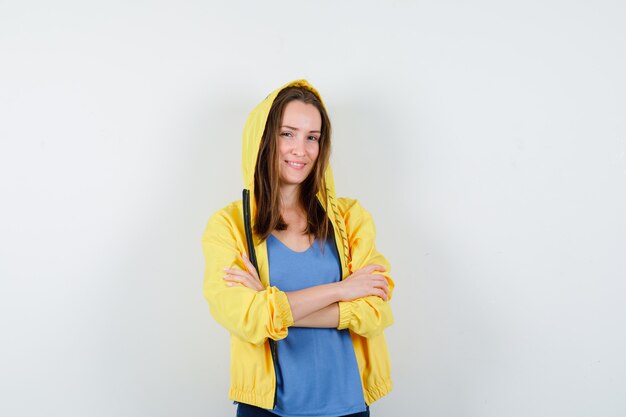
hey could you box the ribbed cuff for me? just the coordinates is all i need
[274,289,294,328]
[337,301,353,330]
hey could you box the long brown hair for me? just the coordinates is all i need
[253,86,332,243]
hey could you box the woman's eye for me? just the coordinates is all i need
[280,132,293,137]
[308,136,319,141]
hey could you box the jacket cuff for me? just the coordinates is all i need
[337,301,353,330]
[274,289,295,328]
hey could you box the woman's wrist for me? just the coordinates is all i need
[329,281,344,303]
[285,282,343,323]
[293,303,339,328]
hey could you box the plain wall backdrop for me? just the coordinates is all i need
[1,1,625,416]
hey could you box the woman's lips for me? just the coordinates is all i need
[286,160,306,170]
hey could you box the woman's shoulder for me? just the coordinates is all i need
[334,197,381,241]
[215,199,243,216]
[203,199,244,234]
[335,197,367,215]
[334,197,377,226]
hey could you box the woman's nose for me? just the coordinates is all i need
[291,137,306,155]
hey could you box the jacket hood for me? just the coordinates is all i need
[241,79,337,213]
[240,79,350,274]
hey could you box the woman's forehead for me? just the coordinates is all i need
[281,101,322,130]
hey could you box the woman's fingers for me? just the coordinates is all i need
[365,276,389,296]
[223,274,263,291]
[222,251,264,291]
[352,274,389,294]
[357,264,386,275]
[365,276,389,300]
[373,288,388,301]
[373,275,389,287]
[223,275,246,286]
[241,251,260,280]
[223,268,253,278]
[347,264,387,281]
[338,273,391,301]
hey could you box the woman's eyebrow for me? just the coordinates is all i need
[280,125,321,133]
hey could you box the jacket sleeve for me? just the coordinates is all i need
[201,208,294,346]
[337,199,395,338]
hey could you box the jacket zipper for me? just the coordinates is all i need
[242,189,279,409]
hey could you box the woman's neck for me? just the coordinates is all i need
[277,184,309,235]
[279,184,302,210]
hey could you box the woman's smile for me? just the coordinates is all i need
[285,160,306,170]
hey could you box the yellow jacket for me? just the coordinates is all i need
[201,79,394,410]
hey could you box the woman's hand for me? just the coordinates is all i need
[223,251,264,291]
[337,264,389,301]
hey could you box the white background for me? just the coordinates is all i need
[1,1,625,416]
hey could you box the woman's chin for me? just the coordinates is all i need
[280,173,312,186]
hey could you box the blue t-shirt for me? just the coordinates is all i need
[266,234,366,417]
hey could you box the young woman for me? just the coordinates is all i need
[202,80,395,417]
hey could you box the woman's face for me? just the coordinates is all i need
[277,100,321,188]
